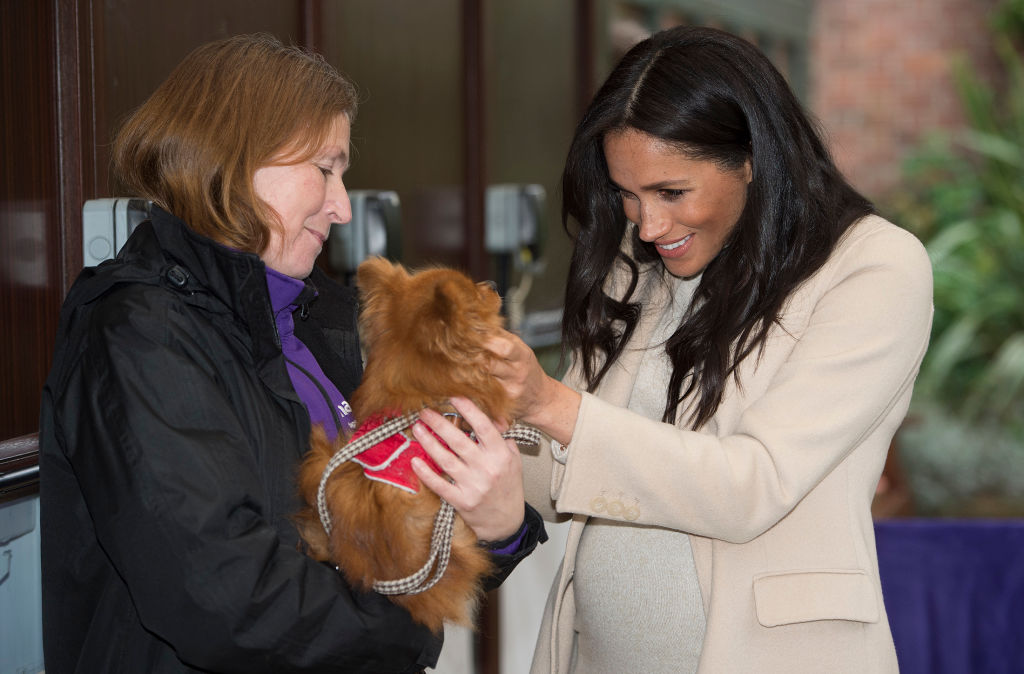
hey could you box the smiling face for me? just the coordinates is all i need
[255,114,352,279]
[603,128,752,279]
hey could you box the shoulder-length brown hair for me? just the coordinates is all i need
[112,33,358,253]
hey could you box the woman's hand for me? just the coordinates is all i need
[410,397,525,542]
[484,332,552,421]
[486,331,582,446]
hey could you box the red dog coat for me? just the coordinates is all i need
[349,413,446,493]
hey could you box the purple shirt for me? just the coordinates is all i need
[266,268,357,441]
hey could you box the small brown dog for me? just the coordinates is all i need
[295,256,513,633]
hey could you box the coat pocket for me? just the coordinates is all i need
[753,569,879,627]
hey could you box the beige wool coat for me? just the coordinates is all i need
[522,215,934,673]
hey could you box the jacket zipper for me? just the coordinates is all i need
[284,356,343,433]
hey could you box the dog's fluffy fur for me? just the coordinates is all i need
[295,257,511,633]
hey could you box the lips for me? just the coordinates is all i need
[307,228,327,245]
[657,233,693,252]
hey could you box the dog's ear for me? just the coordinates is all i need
[421,276,504,359]
[356,257,409,346]
[356,256,408,296]
[429,278,465,324]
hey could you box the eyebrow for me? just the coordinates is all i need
[319,148,350,170]
[609,178,686,192]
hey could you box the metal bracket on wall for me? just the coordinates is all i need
[0,434,39,501]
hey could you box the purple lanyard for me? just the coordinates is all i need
[266,268,357,441]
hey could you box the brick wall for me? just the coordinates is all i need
[810,0,1003,201]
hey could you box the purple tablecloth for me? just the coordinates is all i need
[875,519,1024,674]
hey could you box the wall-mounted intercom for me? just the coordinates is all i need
[484,183,555,340]
[328,190,402,281]
[81,198,153,266]
[485,183,545,269]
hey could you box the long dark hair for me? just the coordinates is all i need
[561,26,873,429]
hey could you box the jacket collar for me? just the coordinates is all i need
[130,206,282,365]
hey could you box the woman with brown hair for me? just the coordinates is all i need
[39,34,543,673]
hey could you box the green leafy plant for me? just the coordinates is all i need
[896,33,1024,426]
[899,403,1024,516]
[886,4,1024,516]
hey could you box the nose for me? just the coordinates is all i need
[325,175,351,225]
[635,200,671,242]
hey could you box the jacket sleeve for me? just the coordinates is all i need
[544,222,934,543]
[481,502,548,592]
[54,289,440,673]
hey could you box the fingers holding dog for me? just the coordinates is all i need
[411,398,525,542]
[485,332,583,449]
[485,332,551,419]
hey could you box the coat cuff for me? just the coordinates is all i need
[481,502,548,591]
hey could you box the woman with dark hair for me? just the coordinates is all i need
[477,25,932,673]
[39,34,543,673]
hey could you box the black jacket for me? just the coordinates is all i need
[39,207,544,673]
